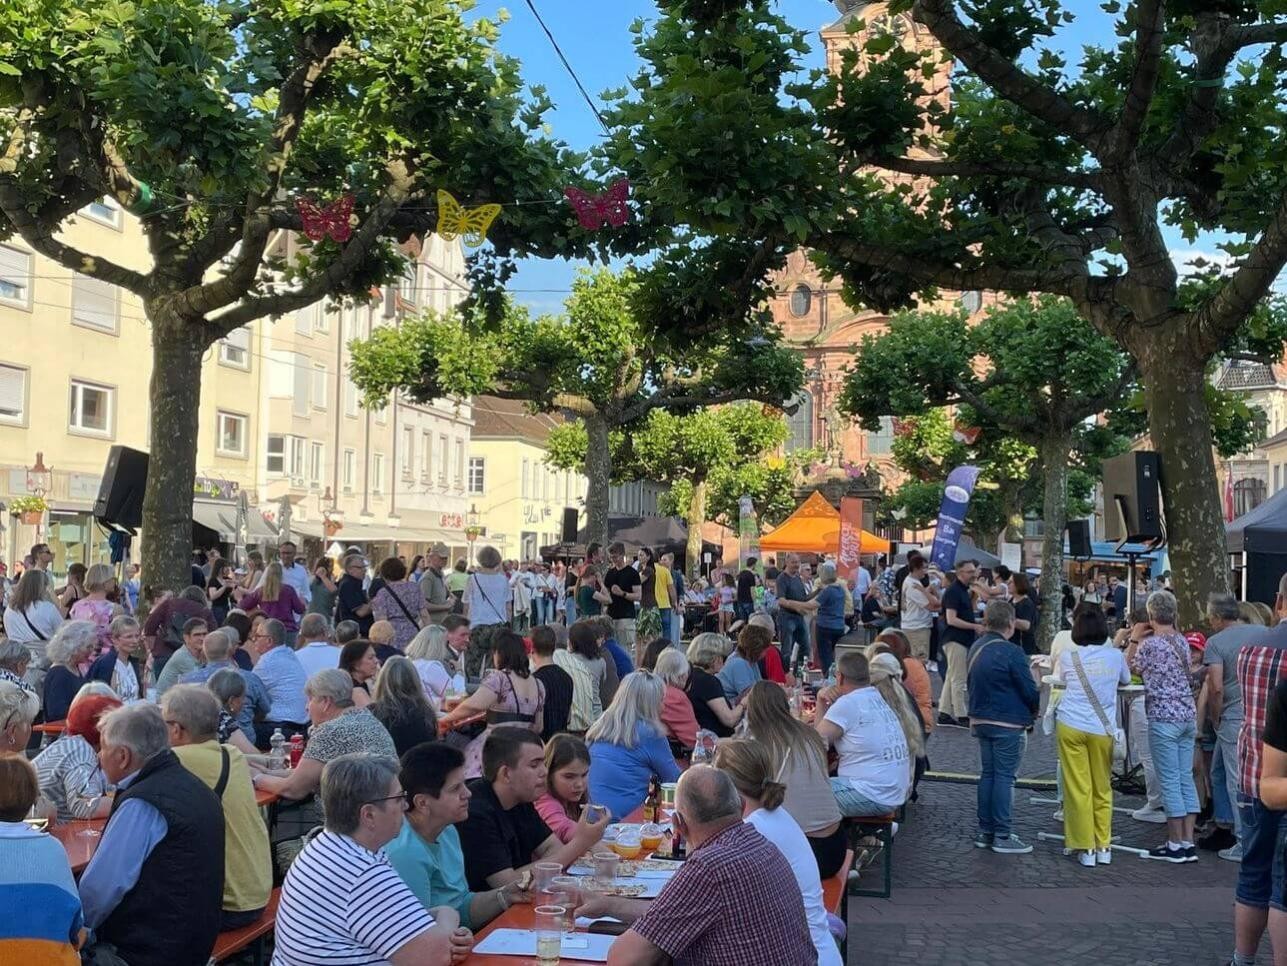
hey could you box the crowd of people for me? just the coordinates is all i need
[5,534,1287,965]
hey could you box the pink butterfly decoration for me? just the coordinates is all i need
[297,195,355,242]
[563,178,631,230]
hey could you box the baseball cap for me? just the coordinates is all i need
[430,543,449,557]
[1184,631,1207,652]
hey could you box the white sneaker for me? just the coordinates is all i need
[1078,851,1097,867]
[1131,805,1167,824]
[1095,849,1112,865]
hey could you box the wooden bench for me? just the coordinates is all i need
[822,849,855,961]
[212,888,281,965]
[845,814,896,899]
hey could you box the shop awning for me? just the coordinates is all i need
[758,491,891,555]
[192,501,238,540]
[287,521,463,546]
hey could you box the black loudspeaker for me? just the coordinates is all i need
[561,507,579,544]
[1102,451,1163,543]
[94,445,148,529]
[1067,519,1092,558]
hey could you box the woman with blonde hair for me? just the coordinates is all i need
[370,656,438,756]
[4,569,63,692]
[238,562,306,646]
[69,563,118,655]
[405,624,454,706]
[744,680,845,876]
[868,651,926,763]
[683,632,743,735]
[654,648,699,750]
[713,738,843,966]
[586,670,682,820]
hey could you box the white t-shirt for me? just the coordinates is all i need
[295,641,342,679]
[745,807,843,966]
[412,658,451,707]
[900,576,933,630]
[824,688,910,809]
[273,830,434,965]
[1055,644,1131,736]
[466,572,512,627]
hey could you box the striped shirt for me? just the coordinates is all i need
[0,821,85,966]
[272,830,434,965]
[33,735,109,822]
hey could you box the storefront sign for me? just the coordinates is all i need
[194,476,239,501]
[522,504,552,524]
[440,512,464,529]
[69,473,102,501]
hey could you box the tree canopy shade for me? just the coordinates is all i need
[0,0,623,589]
[600,0,1287,623]
[348,268,805,548]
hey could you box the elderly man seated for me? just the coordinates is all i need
[274,753,472,965]
[162,685,272,931]
[181,627,271,748]
[252,668,396,802]
[77,703,224,966]
[573,765,815,966]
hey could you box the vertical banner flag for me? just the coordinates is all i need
[737,495,760,570]
[836,497,864,583]
[930,466,982,572]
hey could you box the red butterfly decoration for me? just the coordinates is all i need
[296,195,355,243]
[563,178,631,230]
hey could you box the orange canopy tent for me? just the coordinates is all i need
[758,491,891,555]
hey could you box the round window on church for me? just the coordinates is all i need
[789,283,813,317]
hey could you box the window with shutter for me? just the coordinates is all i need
[312,364,328,410]
[219,328,250,369]
[0,364,26,423]
[0,245,31,309]
[71,273,119,333]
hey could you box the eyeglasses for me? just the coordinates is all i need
[365,793,410,810]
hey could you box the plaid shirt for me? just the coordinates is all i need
[630,821,816,966]
[1236,634,1287,798]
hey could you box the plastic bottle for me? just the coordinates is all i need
[269,728,286,770]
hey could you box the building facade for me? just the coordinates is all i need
[1215,360,1287,516]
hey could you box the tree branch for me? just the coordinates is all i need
[1068,363,1138,429]
[911,0,1110,150]
[865,154,1102,190]
[1109,0,1167,160]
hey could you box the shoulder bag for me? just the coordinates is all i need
[1070,651,1126,763]
[383,583,423,631]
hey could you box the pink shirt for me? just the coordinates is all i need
[535,792,579,844]
[70,597,115,655]
[661,683,699,748]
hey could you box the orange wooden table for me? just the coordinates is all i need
[52,819,107,875]
[35,720,66,735]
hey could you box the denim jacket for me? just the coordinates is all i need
[966,632,1040,727]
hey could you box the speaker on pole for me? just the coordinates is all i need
[561,507,579,544]
[94,446,149,530]
[1102,451,1163,544]
[1067,519,1092,558]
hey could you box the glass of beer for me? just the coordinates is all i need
[535,905,565,965]
[639,822,664,855]
[610,826,642,859]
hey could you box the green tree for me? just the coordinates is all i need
[0,0,597,589]
[602,0,1287,623]
[349,268,804,547]
[844,297,1131,648]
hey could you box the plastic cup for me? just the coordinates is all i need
[550,876,581,930]
[533,861,563,895]
[592,850,620,886]
[535,905,565,964]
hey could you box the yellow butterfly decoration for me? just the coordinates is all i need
[436,190,501,248]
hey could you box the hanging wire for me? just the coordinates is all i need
[520,0,612,137]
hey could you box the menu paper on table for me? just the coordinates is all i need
[471,929,617,962]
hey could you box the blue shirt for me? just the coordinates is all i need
[588,722,681,821]
[385,821,473,927]
[182,661,272,744]
[252,645,309,724]
[717,653,761,704]
[78,771,168,930]
[815,584,847,631]
[603,639,634,681]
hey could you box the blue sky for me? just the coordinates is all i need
[483,1,1242,314]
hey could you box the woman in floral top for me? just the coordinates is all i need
[1127,590,1199,862]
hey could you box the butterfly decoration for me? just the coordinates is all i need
[563,178,631,230]
[436,190,502,248]
[296,195,355,243]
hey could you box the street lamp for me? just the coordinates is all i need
[465,503,483,564]
[318,486,341,538]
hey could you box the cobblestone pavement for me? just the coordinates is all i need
[845,720,1255,965]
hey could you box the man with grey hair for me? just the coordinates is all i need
[275,753,470,965]
[296,611,341,678]
[335,619,361,646]
[181,627,271,746]
[253,668,395,803]
[419,543,455,626]
[162,685,272,930]
[250,616,309,748]
[77,703,224,966]
[1201,591,1264,858]
[0,635,33,694]
[572,765,814,965]
[965,599,1040,854]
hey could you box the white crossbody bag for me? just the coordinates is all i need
[1069,652,1126,763]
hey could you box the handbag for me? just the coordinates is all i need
[1070,651,1126,763]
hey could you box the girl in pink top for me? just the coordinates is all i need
[535,734,592,844]
[655,649,699,749]
[70,563,119,657]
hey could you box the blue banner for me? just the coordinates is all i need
[930,465,981,571]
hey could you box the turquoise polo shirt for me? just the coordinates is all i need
[385,819,474,928]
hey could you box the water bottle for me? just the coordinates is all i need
[269,728,286,770]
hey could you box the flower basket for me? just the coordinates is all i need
[9,496,48,524]
[19,510,42,525]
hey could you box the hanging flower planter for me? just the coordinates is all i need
[19,510,42,525]
[9,495,48,525]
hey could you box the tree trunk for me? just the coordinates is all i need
[141,312,206,593]
[1140,353,1230,627]
[1036,430,1072,653]
[583,414,612,551]
[685,479,707,577]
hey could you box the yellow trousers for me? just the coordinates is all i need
[1056,721,1115,851]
